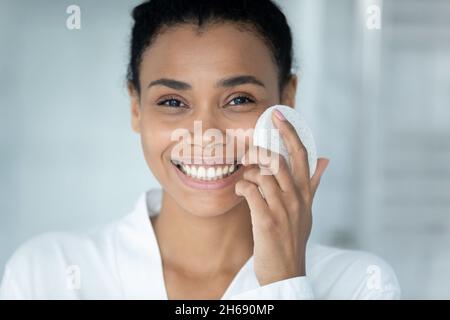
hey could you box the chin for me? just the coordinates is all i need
[179,189,244,218]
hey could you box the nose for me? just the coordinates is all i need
[184,106,238,163]
[190,106,224,147]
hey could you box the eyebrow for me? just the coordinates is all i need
[147,75,266,90]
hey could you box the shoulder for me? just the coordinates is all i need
[0,213,133,299]
[4,229,109,269]
[307,244,401,299]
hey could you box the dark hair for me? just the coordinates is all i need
[127,0,294,95]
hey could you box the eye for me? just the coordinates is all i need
[228,95,255,106]
[156,96,187,108]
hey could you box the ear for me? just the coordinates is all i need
[128,82,141,134]
[280,74,298,108]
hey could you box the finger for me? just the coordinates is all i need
[242,147,296,193]
[311,158,330,197]
[272,110,310,194]
[242,165,286,212]
[235,179,268,221]
[241,145,273,168]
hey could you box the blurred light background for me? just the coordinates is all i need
[1,0,449,299]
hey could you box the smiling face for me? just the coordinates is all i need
[129,22,297,218]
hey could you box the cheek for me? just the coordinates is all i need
[222,102,273,130]
[223,110,264,143]
[139,115,174,164]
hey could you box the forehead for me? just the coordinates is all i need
[139,22,278,86]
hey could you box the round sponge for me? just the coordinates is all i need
[253,105,317,177]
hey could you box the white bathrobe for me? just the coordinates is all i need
[0,189,401,299]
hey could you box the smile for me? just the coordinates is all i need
[171,159,243,190]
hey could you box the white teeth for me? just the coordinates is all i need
[207,167,215,180]
[215,167,223,178]
[198,166,206,180]
[173,161,239,181]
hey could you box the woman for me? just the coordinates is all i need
[0,0,400,299]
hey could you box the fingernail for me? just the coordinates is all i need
[273,109,286,121]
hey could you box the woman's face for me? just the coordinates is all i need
[129,22,297,217]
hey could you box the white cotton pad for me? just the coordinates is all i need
[253,105,317,177]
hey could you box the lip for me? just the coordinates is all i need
[171,161,243,190]
[172,157,242,166]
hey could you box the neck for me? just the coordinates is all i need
[151,191,254,277]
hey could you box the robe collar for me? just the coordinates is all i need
[115,189,259,299]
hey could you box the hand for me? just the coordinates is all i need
[235,109,330,286]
